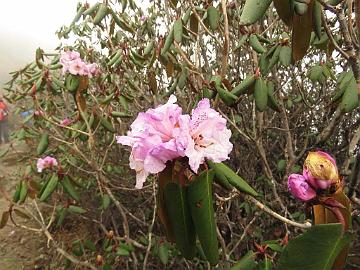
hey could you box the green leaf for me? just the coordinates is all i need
[229,251,257,270]
[209,162,258,196]
[277,159,286,172]
[240,0,272,26]
[173,19,183,43]
[101,194,111,209]
[277,224,352,270]
[207,6,219,30]
[61,176,80,202]
[279,46,292,67]
[116,247,130,256]
[340,78,359,112]
[187,170,219,266]
[158,243,169,265]
[164,182,196,259]
[84,239,97,252]
[37,133,49,155]
[258,257,272,270]
[308,65,323,83]
[68,205,87,214]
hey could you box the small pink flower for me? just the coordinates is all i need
[303,151,338,190]
[34,110,44,116]
[37,156,58,173]
[86,63,99,77]
[60,50,98,77]
[60,51,80,63]
[140,15,147,21]
[288,174,316,201]
[60,118,71,126]
[68,58,87,76]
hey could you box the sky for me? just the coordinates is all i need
[0,0,98,87]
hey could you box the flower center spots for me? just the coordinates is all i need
[192,112,208,128]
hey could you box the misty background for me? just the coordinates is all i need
[0,0,98,89]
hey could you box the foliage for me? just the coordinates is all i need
[1,0,360,269]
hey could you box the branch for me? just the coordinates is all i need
[221,0,229,78]
[316,108,343,144]
[245,195,312,229]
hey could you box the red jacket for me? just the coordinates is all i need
[0,102,8,121]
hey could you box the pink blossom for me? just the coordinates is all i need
[68,58,88,76]
[116,95,185,188]
[34,110,43,116]
[288,174,316,201]
[86,63,99,77]
[303,151,338,190]
[117,96,233,188]
[37,156,58,173]
[140,15,147,21]
[183,98,233,172]
[60,51,80,63]
[60,118,71,126]
[60,50,98,77]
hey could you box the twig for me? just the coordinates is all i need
[229,216,257,256]
[221,0,229,78]
[245,195,312,229]
[316,108,343,144]
[321,11,349,60]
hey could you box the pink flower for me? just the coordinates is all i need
[288,174,316,201]
[116,95,185,188]
[60,50,98,77]
[60,51,80,64]
[117,96,233,188]
[37,156,58,173]
[68,58,88,76]
[182,98,233,172]
[60,51,81,74]
[60,118,71,126]
[34,110,43,116]
[303,151,339,190]
[140,15,147,21]
[86,63,99,77]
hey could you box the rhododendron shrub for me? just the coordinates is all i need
[1,0,359,269]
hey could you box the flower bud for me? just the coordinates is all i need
[288,174,316,201]
[303,151,339,189]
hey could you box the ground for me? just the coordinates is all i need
[0,142,46,270]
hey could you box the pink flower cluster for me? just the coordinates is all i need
[288,151,338,201]
[60,51,98,77]
[60,118,72,126]
[37,156,58,173]
[116,95,233,189]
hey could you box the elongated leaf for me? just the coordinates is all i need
[157,163,175,242]
[209,162,258,196]
[277,224,352,270]
[158,243,169,265]
[240,0,272,25]
[0,211,10,229]
[273,0,293,26]
[164,182,196,259]
[292,1,313,61]
[187,170,219,266]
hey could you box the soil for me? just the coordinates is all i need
[0,142,46,270]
